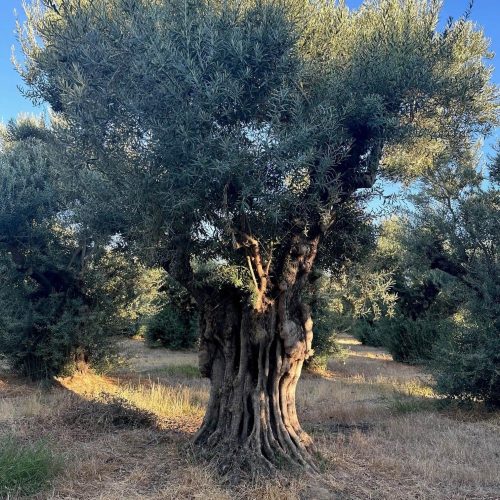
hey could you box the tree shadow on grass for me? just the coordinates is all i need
[61,391,159,432]
[47,378,193,443]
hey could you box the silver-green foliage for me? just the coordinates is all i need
[16,0,498,280]
[358,150,499,406]
[0,116,93,378]
[409,152,500,407]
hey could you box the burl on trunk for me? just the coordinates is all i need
[193,235,320,476]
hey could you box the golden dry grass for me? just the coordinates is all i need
[1,335,499,499]
[57,372,208,426]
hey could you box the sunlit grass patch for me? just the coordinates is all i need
[348,350,392,361]
[58,371,208,423]
[392,378,435,398]
[118,381,208,421]
[299,362,438,426]
[365,375,434,395]
[336,336,362,346]
[370,376,438,414]
[0,435,61,497]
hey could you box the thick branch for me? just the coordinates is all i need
[237,232,271,311]
[161,237,208,305]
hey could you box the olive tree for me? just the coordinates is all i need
[0,116,103,378]
[18,0,498,473]
[0,116,155,378]
[405,151,500,406]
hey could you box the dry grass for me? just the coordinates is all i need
[115,337,198,373]
[57,372,208,429]
[1,335,499,499]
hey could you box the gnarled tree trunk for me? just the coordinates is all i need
[193,236,320,477]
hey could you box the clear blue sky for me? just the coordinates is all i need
[1,0,499,148]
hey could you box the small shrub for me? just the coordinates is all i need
[0,435,61,497]
[382,316,441,363]
[361,315,443,363]
[308,340,349,371]
[352,318,386,347]
[133,323,148,340]
[307,322,346,370]
[116,381,208,420]
[146,305,198,350]
[433,315,500,409]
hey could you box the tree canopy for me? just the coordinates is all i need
[18,0,498,278]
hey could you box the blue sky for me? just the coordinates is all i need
[1,0,499,147]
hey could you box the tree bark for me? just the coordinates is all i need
[193,237,320,478]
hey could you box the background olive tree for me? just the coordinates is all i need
[0,116,169,378]
[0,116,110,378]
[352,148,499,407]
[406,151,499,407]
